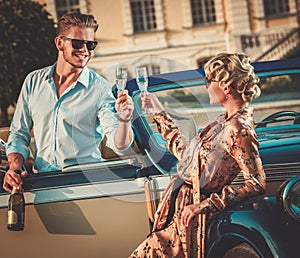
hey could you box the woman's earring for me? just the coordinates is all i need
[224,86,230,100]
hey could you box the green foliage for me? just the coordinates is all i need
[0,0,57,125]
[256,74,300,101]
[260,75,291,93]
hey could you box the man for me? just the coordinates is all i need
[3,12,134,192]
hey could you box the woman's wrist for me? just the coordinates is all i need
[156,110,167,116]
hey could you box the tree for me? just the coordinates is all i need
[0,0,57,126]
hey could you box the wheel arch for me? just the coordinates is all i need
[206,233,266,258]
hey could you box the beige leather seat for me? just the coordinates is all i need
[0,127,9,142]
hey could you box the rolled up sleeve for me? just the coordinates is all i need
[6,77,33,161]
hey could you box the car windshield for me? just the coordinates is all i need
[139,71,300,133]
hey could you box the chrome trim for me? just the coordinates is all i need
[282,175,300,220]
[0,174,172,209]
[62,158,138,172]
[0,178,144,208]
[233,162,300,185]
[1,161,298,208]
[144,177,160,222]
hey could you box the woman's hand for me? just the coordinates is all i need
[140,92,164,114]
[181,204,200,227]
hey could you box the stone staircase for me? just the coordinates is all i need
[255,28,300,61]
[241,28,300,62]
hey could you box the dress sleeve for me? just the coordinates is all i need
[153,112,189,160]
[200,127,266,214]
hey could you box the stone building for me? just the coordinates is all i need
[35,0,300,77]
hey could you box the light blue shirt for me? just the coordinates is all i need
[6,64,132,172]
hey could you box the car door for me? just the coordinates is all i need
[0,159,155,258]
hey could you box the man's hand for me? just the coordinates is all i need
[115,90,134,122]
[3,169,28,193]
[3,153,28,193]
[114,90,134,150]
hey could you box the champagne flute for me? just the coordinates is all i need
[115,66,128,92]
[115,66,128,114]
[135,67,149,114]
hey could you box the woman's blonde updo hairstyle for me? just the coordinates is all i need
[204,53,261,102]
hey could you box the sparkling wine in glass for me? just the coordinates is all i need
[116,66,128,114]
[135,67,149,114]
[115,66,128,92]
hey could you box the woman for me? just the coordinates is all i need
[130,53,266,258]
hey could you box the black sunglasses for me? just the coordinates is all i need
[60,36,98,51]
[205,77,218,88]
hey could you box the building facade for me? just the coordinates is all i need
[36,0,300,77]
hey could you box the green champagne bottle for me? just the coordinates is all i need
[7,170,25,231]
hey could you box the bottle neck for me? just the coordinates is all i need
[11,187,23,194]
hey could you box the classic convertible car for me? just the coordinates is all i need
[0,57,300,258]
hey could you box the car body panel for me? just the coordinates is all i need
[206,195,300,258]
[0,193,149,258]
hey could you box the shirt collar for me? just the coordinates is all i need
[47,63,90,89]
[47,63,90,88]
[77,66,90,88]
[47,63,56,80]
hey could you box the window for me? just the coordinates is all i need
[55,0,81,19]
[263,0,290,17]
[191,0,216,26]
[149,64,160,75]
[137,64,160,75]
[130,0,157,33]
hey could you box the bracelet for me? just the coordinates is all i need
[118,114,132,123]
[154,110,167,117]
[158,110,168,117]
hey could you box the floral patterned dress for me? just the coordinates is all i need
[130,106,266,258]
